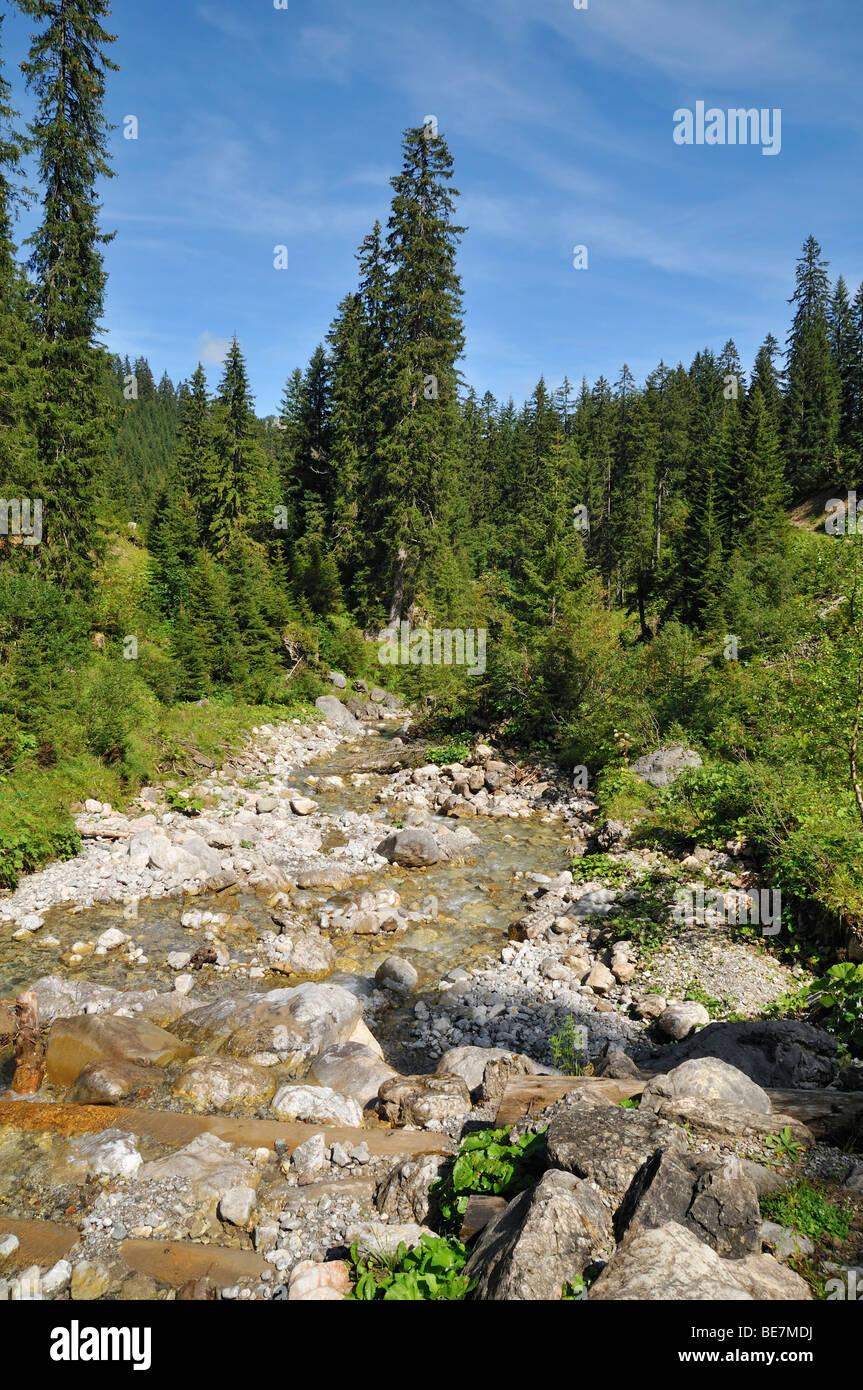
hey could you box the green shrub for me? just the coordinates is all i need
[760,1183,853,1242]
[810,962,863,1054]
[347,1234,473,1301]
[431,1125,547,1227]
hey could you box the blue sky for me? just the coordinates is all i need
[4,0,862,414]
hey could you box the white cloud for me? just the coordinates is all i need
[196,332,232,364]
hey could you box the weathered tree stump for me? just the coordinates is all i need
[0,991,45,1095]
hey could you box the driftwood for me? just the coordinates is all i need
[494,1075,863,1141]
[0,991,45,1095]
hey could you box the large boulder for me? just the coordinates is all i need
[615,1150,762,1257]
[377,1074,471,1127]
[542,1092,687,1204]
[171,1057,277,1112]
[588,1223,811,1301]
[310,1042,397,1107]
[630,745,702,788]
[647,1019,839,1089]
[271,1083,363,1128]
[641,1057,771,1113]
[464,1170,614,1301]
[636,1093,813,1149]
[181,983,361,1072]
[375,827,443,868]
[314,696,360,731]
[46,1014,193,1086]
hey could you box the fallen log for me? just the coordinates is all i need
[494,1075,863,1141]
[494,1076,645,1126]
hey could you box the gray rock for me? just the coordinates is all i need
[329,672,348,690]
[375,956,419,994]
[436,1045,548,1094]
[59,1130,142,1182]
[375,827,443,868]
[172,1057,277,1111]
[589,1223,812,1301]
[630,745,703,788]
[271,1083,363,1128]
[262,926,335,979]
[642,1057,771,1113]
[647,1019,839,1089]
[656,1001,709,1040]
[377,1074,472,1126]
[219,1186,257,1227]
[138,1133,257,1201]
[464,1170,614,1300]
[291,1134,328,1181]
[616,1150,761,1256]
[761,1220,815,1260]
[375,1154,451,1225]
[181,983,361,1072]
[314,696,360,730]
[543,1092,687,1204]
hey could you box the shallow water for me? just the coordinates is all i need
[0,740,576,1071]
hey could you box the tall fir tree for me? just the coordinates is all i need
[377,125,469,625]
[784,236,840,495]
[0,16,36,537]
[19,0,119,593]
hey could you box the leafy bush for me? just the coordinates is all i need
[594,765,653,824]
[431,1125,547,1226]
[347,1234,473,1301]
[760,1183,853,1242]
[165,789,203,816]
[810,962,863,1054]
[571,852,631,886]
[426,737,472,765]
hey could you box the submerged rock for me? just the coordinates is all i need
[46,1014,193,1086]
[171,1057,277,1112]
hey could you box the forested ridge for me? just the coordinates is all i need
[2,3,863,948]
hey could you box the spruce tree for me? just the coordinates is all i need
[377,125,469,623]
[209,339,273,553]
[829,275,858,457]
[784,236,840,495]
[175,364,217,532]
[0,17,36,540]
[19,0,118,593]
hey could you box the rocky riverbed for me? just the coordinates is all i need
[1,687,861,1302]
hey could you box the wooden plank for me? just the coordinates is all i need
[0,1100,454,1158]
[459,1195,506,1242]
[119,1238,267,1289]
[494,1076,863,1138]
[0,1216,79,1272]
[494,1077,645,1126]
